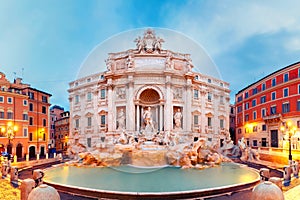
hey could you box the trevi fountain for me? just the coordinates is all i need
[44,28,260,199]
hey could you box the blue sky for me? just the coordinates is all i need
[1,0,300,110]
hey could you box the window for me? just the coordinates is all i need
[220,119,224,129]
[100,89,106,99]
[87,117,92,127]
[207,92,212,102]
[252,99,256,107]
[252,88,258,95]
[261,138,267,147]
[28,92,34,100]
[260,96,266,104]
[284,73,289,82]
[220,82,223,87]
[270,106,276,114]
[42,96,48,103]
[23,100,28,106]
[261,108,266,117]
[271,92,276,100]
[283,88,289,97]
[253,140,258,147]
[87,78,91,82]
[208,79,211,83]
[23,113,28,120]
[101,115,106,126]
[299,84,300,94]
[75,119,79,128]
[194,89,199,99]
[87,92,92,101]
[29,133,33,141]
[245,102,249,110]
[253,111,257,120]
[238,128,241,134]
[29,103,33,111]
[220,96,224,104]
[75,95,80,104]
[262,83,266,91]
[7,112,13,119]
[43,119,47,126]
[237,106,242,113]
[7,97,13,104]
[42,106,46,114]
[87,138,91,148]
[207,117,212,127]
[245,92,249,99]
[29,117,33,125]
[272,78,276,86]
[23,128,28,137]
[194,115,199,125]
[0,111,4,119]
[297,100,300,111]
[195,75,199,80]
[237,96,243,102]
[297,121,300,128]
[0,96,3,103]
[43,133,46,141]
[262,124,267,131]
[245,114,249,122]
[282,103,290,113]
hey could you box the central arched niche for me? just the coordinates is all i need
[139,88,160,104]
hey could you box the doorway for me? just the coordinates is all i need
[16,143,22,159]
[29,146,36,159]
[270,130,278,147]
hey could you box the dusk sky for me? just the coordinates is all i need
[1,1,300,110]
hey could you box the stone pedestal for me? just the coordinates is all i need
[283,165,292,186]
[269,177,282,190]
[26,154,29,162]
[259,168,270,181]
[20,178,35,200]
[252,181,284,200]
[292,161,299,178]
[1,163,8,177]
[32,169,44,187]
[14,155,17,163]
[28,184,60,200]
[10,166,18,184]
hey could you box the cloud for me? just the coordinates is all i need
[163,1,300,56]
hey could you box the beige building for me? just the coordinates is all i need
[68,29,230,149]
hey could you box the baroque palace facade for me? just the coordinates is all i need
[235,62,300,149]
[0,73,51,159]
[68,29,230,148]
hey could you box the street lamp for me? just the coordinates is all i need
[0,122,18,154]
[280,121,297,165]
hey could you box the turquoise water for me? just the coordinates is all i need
[44,163,259,193]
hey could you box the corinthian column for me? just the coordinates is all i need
[126,80,135,132]
[107,82,114,132]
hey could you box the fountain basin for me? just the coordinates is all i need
[44,163,260,199]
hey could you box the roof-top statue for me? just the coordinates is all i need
[134,29,164,53]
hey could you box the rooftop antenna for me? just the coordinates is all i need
[22,68,24,80]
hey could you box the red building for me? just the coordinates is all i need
[235,62,300,149]
[0,72,51,159]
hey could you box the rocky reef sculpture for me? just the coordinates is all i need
[67,130,232,169]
